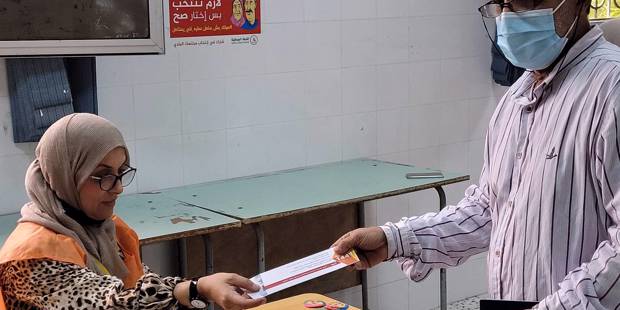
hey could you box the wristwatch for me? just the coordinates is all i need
[189,280,207,309]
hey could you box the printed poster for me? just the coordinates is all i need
[170,0,261,38]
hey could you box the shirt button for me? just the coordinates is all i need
[508,201,513,207]
[525,106,533,113]
[495,250,501,257]
[516,152,522,159]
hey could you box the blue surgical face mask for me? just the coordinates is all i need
[496,0,577,70]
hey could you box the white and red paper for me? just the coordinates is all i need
[248,248,360,299]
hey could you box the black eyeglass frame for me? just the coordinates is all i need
[479,1,511,18]
[478,0,544,18]
[89,167,137,191]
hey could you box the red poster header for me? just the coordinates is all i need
[170,0,261,38]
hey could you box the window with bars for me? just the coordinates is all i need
[590,0,620,19]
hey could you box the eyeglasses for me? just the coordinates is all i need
[478,0,542,18]
[89,167,137,191]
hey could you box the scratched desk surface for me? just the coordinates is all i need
[0,195,239,247]
[113,193,240,245]
[161,159,469,224]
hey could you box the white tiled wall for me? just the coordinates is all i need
[0,0,508,309]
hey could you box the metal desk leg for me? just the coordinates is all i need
[357,202,369,310]
[254,224,266,273]
[203,235,214,275]
[435,187,448,310]
[178,238,188,278]
[203,235,215,310]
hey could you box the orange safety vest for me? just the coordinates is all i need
[0,215,143,310]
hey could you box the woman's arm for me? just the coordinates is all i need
[1,259,266,310]
[1,259,183,309]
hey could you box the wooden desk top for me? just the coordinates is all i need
[252,293,360,310]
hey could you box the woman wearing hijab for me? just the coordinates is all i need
[0,113,265,310]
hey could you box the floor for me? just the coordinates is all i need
[326,285,487,310]
[433,294,487,310]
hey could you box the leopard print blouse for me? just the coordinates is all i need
[0,259,185,309]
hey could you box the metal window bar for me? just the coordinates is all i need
[590,0,620,20]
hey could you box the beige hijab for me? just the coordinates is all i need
[19,113,129,279]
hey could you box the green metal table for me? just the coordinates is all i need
[161,159,469,310]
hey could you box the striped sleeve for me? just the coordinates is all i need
[380,147,493,282]
[534,84,620,310]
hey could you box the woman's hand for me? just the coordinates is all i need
[198,273,266,310]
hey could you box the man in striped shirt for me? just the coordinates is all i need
[334,0,620,308]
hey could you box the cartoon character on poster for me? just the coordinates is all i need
[241,0,259,30]
[230,0,245,28]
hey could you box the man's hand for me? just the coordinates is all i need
[197,273,266,310]
[332,227,389,270]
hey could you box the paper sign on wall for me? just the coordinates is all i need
[170,0,261,38]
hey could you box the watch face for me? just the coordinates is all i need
[190,299,207,308]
